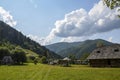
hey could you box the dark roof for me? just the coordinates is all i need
[87,44,120,59]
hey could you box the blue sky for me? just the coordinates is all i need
[0,0,120,45]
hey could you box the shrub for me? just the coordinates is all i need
[12,50,27,64]
[40,56,48,64]
[0,47,10,60]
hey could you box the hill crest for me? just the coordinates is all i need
[0,21,61,59]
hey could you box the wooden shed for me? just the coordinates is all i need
[87,44,120,67]
[2,56,13,65]
[58,57,71,67]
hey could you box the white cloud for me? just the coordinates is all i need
[27,34,45,45]
[60,37,86,43]
[27,33,55,45]
[28,1,120,45]
[48,1,120,43]
[42,33,55,45]
[108,37,113,42]
[0,6,17,27]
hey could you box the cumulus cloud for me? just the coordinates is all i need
[108,37,113,42]
[27,34,45,45]
[27,33,55,45]
[60,37,86,42]
[49,1,120,41]
[42,33,55,45]
[0,6,17,27]
[28,1,120,45]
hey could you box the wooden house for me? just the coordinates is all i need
[2,56,13,65]
[58,57,71,67]
[87,44,120,67]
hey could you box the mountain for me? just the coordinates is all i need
[46,39,113,59]
[0,21,61,59]
[46,42,82,53]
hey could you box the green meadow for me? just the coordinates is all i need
[0,63,120,80]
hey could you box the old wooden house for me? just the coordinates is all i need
[58,57,71,67]
[87,44,120,67]
[2,56,13,65]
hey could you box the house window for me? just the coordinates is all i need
[114,49,119,52]
[107,60,111,65]
[97,51,100,53]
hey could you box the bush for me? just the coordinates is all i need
[40,56,48,64]
[34,58,38,65]
[12,50,27,64]
[0,47,10,60]
[29,56,36,60]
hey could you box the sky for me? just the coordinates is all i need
[0,0,120,45]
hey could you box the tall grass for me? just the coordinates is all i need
[0,64,120,80]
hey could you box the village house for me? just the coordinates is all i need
[87,44,120,67]
[58,57,71,67]
[2,56,13,65]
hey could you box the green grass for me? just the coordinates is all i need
[0,64,120,80]
[24,49,39,57]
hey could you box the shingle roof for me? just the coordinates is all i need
[87,44,120,59]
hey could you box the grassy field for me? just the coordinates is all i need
[0,63,120,80]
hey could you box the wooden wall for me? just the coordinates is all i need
[89,59,120,67]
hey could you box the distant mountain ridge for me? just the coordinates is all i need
[46,42,82,53]
[46,39,113,59]
[0,21,61,59]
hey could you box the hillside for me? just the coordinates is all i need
[46,39,113,59]
[46,42,82,53]
[0,42,39,62]
[0,21,61,59]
